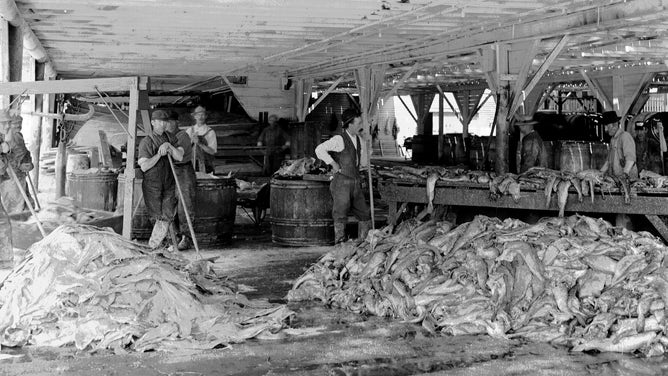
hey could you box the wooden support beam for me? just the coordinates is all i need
[616,72,654,121]
[580,69,613,110]
[383,63,419,102]
[508,34,570,119]
[438,85,461,123]
[0,0,53,70]
[31,61,43,190]
[645,215,668,243]
[438,90,444,161]
[122,80,140,239]
[511,39,541,114]
[397,95,417,123]
[0,19,8,108]
[8,22,21,85]
[308,75,344,115]
[0,77,139,95]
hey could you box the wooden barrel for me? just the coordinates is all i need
[117,172,152,240]
[67,169,118,211]
[270,179,333,246]
[193,177,236,246]
[590,142,609,170]
[558,141,591,173]
[117,174,237,245]
[66,152,90,173]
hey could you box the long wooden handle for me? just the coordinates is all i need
[25,172,41,211]
[7,164,46,238]
[167,154,201,258]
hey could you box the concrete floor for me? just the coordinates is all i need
[0,221,667,375]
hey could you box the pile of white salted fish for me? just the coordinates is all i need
[0,225,293,352]
[288,215,668,356]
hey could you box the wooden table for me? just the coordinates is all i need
[378,178,668,241]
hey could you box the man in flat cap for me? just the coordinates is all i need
[185,105,217,174]
[315,108,371,243]
[0,112,33,213]
[166,110,196,250]
[257,114,290,176]
[600,111,638,180]
[138,109,185,249]
[515,114,548,173]
[0,110,15,269]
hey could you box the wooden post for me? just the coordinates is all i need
[495,88,510,173]
[55,136,66,198]
[31,62,44,189]
[7,22,21,105]
[122,81,140,239]
[0,19,8,108]
[438,90,444,162]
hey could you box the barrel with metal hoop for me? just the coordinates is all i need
[269,178,333,246]
[193,176,236,246]
[67,168,118,211]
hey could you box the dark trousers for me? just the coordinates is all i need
[330,173,370,223]
[142,176,176,223]
[174,163,196,236]
[263,152,284,176]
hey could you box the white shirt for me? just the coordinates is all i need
[315,130,370,167]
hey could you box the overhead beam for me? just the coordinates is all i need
[0,77,139,95]
[580,69,613,110]
[308,75,344,115]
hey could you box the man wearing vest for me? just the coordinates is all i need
[138,110,185,249]
[315,108,371,243]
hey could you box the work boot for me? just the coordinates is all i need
[334,221,346,244]
[177,235,193,251]
[148,220,169,249]
[358,220,371,241]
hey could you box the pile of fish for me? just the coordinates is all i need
[378,165,636,217]
[288,214,668,356]
[637,170,668,189]
[274,157,327,178]
[0,225,293,352]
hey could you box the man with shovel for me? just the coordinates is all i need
[0,112,33,213]
[0,110,14,269]
[138,110,184,249]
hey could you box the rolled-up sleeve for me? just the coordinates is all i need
[315,135,344,165]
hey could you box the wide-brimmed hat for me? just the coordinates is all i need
[192,105,206,115]
[341,108,360,125]
[515,114,538,127]
[151,109,170,121]
[600,111,621,126]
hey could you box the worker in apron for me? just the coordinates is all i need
[0,110,15,269]
[185,105,217,174]
[315,108,371,243]
[166,110,196,250]
[137,110,185,249]
[0,113,33,213]
[640,118,666,174]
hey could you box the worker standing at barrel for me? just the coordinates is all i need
[315,109,371,244]
[186,105,217,174]
[515,114,548,173]
[138,110,185,249]
[0,110,15,268]
[257,114,290,176]
[166,111,196,250]
[600,111,637,229]
[600,111,638,180]
[0,112,33,213]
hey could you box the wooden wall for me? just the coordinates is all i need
[226,72,294,121]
